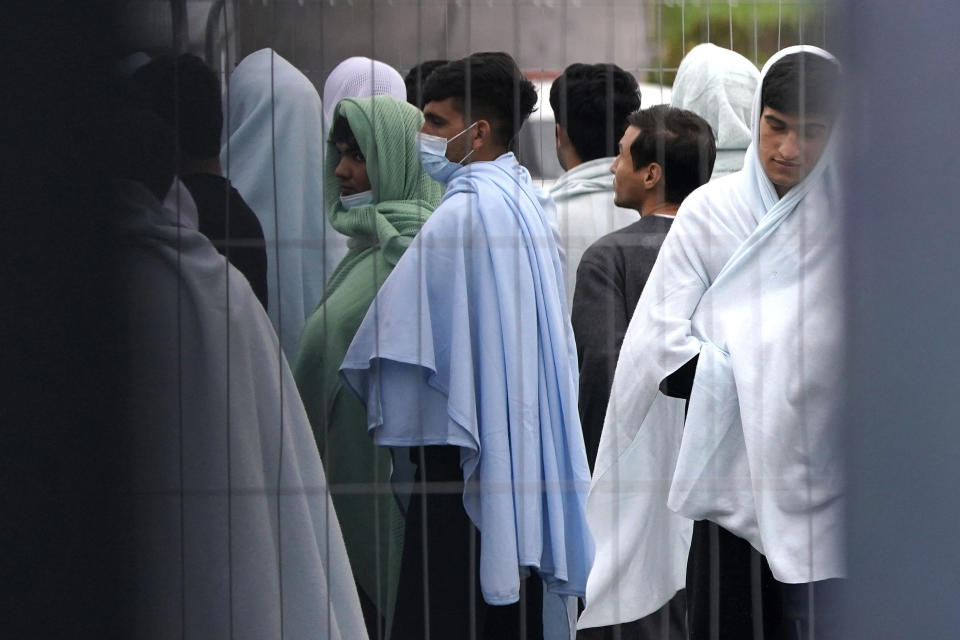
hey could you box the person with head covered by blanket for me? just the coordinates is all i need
[670,43,760,180]
[339,52,594,640]
[293,94,443,638]
[579,47,843,640]
[112,106,368,640]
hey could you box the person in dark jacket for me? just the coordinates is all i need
[572,104,714,640]
[573,104,715,469]
[129,54,268,308]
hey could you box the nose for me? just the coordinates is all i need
[334,156,351,181]
[779,131,800,161]
[609,156,618,175]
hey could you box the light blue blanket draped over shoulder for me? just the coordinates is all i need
[340,152,594,613]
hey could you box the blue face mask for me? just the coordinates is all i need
[417,122,478,183]
[339,189,375,209]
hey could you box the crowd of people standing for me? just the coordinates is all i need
[117,41,842,640]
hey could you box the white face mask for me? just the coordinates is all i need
[417,122,478,183]
[339,189,375,209]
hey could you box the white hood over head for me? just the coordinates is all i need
[322,56,406,135]
[671,43,760,179]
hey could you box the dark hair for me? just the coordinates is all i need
[404,60,448,109]
[111,107,177,200]
[549,63,641,162]
[626,105,716,204]
[422,52,537,147]
[761,52,840,117]
[128,54,223,159]
[329,114,360,152]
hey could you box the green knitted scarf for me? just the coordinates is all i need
[294,95,441,633]
[322,96,443,300]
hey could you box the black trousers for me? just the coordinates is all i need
[576,591,687,640]
[686,521,842,640]
[391,445,543,640]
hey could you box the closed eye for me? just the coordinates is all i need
[764,115,787,131]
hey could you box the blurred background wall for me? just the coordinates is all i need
[115,0,830,85]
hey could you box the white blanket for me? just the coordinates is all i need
[579,45,844,629]
[223,49,348,362]
[117,180,367,640]
[549,157,638,312]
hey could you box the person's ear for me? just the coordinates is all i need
[474,119,492,149]
[555,123,563,149]
[643,162,662,190]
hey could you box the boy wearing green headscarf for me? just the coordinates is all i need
[293,95,443,636]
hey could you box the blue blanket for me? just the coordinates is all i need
[341,153,593,613]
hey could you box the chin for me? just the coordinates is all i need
[767,165,803,187]
[772,176,801,192]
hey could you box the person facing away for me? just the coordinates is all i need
[322,56,407,137]
[339,52,594,640]
[548,63,641,311]
[292,95,443,638]
[110,106,368,640]
[573,105,715,640]
[128,53,268,307]
[403,59,448,109]
[579,48,843,640]
[670,43,760,180]
[223,49,347,364]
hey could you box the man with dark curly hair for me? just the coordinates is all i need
[341,52,594,639]
[548,63,641,309]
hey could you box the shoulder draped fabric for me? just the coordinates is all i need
[321,57,406,137]
[292,95,442,629]
[340,153,594,636]
[670,43,760,179]
[579,46,844,630]
[222,48,348,363]
[548,157,638,312]
[115,180,367,640]
[161,176,199,230]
